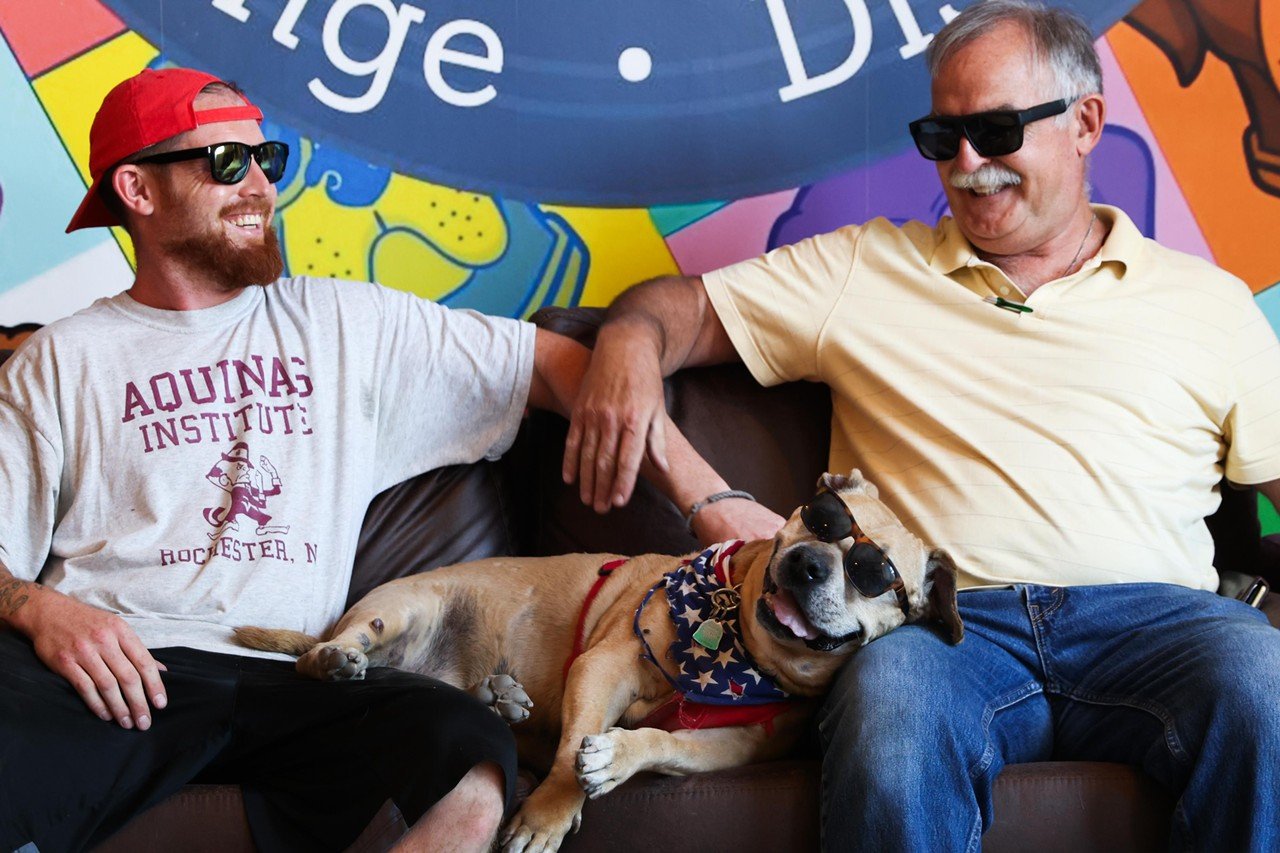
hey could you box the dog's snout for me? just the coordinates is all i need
[779,546,833,586]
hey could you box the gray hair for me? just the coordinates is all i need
[927,0,1103,120]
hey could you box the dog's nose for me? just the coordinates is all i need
[779,547,833,586]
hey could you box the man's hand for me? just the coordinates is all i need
[690,498,787,546]
[563,326,669,513]
[19,586,167,730]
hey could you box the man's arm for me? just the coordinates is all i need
[563,275,741,512]
[528,325,783,543]
[1,560,167,730]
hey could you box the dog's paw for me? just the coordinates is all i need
[299,644,368,681]
[575,729,626,799]
[474,674,533,724]
[499,801,580,853]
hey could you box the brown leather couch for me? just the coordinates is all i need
[5,304,1276,852]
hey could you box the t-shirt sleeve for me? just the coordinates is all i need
[0,346,62,581]
[368,288,534,493]
[1222,295,1280,485]
[701,224,861,387]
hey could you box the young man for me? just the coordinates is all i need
[0,67,731,853]
[566,1,1280,849]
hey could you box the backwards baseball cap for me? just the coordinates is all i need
[66,67,264,233]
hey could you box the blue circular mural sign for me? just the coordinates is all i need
[107,0,1138,205]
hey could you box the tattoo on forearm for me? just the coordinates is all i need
[0,579,33,617]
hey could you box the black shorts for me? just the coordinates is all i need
[0,630,516,853]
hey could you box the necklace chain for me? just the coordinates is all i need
[1062,211,1097,278]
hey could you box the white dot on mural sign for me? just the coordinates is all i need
[618,47,652,82]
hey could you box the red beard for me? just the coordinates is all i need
[162,217,285,291]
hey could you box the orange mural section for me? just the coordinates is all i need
[1110,15,1280,292]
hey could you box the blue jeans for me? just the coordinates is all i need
[816,583,1280,852]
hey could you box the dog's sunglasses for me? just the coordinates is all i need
[908,98,1070,161]
[800,489,910,617]
[134,141,290,185]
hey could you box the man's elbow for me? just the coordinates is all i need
[528,329,589,416]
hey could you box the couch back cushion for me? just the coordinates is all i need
[348,459,522,606]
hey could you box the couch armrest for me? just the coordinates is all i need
[1260,534,1280,587]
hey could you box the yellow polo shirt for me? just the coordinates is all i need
[703,206,1280,590]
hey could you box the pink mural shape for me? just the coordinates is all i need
[0,0,125,77]
[667,190,798,276]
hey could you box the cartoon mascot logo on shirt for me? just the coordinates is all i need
[202,442,290,541]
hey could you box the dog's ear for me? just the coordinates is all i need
[924,549,964,644]
[817,470,878,499]
[818,472,852,493]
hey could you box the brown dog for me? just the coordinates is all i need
[237,470,963,852]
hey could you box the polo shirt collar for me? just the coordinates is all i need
[929,204,1138,280]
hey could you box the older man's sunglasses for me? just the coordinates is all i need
[908,98,1070,161]
[800,489,910,617]
[134,140,290,185]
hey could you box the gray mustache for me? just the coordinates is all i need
[950,164,1022,193]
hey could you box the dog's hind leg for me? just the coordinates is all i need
[473,674,533,724]
[295,582,438,681]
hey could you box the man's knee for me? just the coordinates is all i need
[1199,622,1280,737]
[364,677,517,803]
[820,628,961,737]
[818,628,975,779]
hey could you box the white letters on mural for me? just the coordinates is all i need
[211,0,250,24]
[767,0,873,104]
[888,0,932,59]
[212,0,506,114]
[272,0,311,50]
[765,0,961,102]
[309,0,426,114]
[210,0,959,113]
[422,19,504,108]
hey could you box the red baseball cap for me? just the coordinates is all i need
[66,67,264,233]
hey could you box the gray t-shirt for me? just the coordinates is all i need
[0,277,534,657]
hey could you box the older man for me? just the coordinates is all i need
[566,1,1280,849]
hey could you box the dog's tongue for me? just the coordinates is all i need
[770,588,819,640]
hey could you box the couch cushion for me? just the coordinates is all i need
[349,460,522,607]
[92,788,406,853]
[557,759,1174,853]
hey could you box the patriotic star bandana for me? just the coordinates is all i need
[635,540,791,705]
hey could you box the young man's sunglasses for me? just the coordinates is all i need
[908,98,1070,161]
[133,141,290,185]
[800,489,910,616]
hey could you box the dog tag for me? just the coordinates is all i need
[693,618,725,650]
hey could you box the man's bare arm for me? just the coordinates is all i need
[1,560,167,730]
[529,327,784,542]
[566,275,745,515]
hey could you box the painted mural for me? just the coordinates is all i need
[1,0,1278,532]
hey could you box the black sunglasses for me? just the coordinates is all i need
[908,98,1070,161]
[800,489,910,617]
[134,140,290,185]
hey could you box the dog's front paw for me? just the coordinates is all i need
[499,799,580,853]
[298,644,367,681]
[474,673,533,724]
[575,729,630,799]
